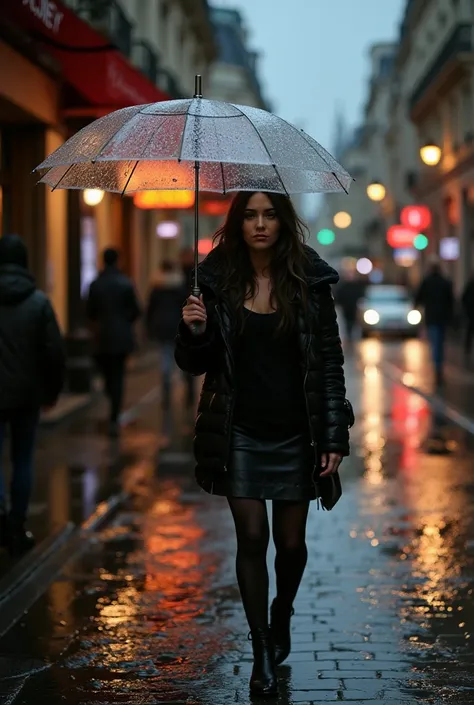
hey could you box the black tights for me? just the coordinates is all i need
[228,497,310,631]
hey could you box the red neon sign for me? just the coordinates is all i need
[198,238,214,256]
[401,205,431,231]
[387,225,417,248]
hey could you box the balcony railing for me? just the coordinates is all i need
[410,24,472,111]
[76,0,133,58]
[132,40,158,84]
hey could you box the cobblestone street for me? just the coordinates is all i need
[1,341,474,704]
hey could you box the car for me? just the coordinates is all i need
[357,284,422,338]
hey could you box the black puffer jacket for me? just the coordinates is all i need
[175,245,350,492]
[0,249,65,410]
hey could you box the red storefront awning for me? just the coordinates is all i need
[2,0,170,115]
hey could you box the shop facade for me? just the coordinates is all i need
[0,0,170,343]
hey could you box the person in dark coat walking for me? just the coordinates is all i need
[0,234,65,553]
[175,191,351,697]
[146,260,188,407]
[415,255,454,387]
[334,272,366,342]
[87,248,141,436]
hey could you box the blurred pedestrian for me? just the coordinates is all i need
[334,271,366,342]
[415,255,454,388]
[87,248,141,437]
[0,234,65,554]
[175,191,352,697]
[461,275,474,361]
[146,260,189,407]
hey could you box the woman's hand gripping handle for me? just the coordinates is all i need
[183,287,207,336]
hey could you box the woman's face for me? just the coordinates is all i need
[242,192,280,252]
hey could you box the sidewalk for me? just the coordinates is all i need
[40,346,159,426]
[1,359,474,704]
[0,360,168,581]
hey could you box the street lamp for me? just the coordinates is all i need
[83,189,105,206]
[367,180,386,202]
[333,211,352,228]
[420,141,441,166]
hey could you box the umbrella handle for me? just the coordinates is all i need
[189,285,205,336]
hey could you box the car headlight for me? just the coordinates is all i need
[407,309,422,325]
[363,309,380,325]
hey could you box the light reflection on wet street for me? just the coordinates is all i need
[2,341,474,704]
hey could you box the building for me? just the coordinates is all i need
[394,0,474,293]
[207,7,268,109]
[0,0,216,352]
[312,44,397,273]
[196,5,271,238]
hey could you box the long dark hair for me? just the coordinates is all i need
[212,191,310,332]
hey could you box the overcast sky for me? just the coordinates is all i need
[214,0,405,215]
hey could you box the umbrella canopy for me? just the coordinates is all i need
[35,98,352,195]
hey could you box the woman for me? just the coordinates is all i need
[175,191,351,697]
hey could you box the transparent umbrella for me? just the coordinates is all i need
[35,76,353,306]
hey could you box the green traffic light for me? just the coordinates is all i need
[414,233,428,250]
[317,229,335,246]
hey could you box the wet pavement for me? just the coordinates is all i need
[1,342,474,703]
[0,353,176,546]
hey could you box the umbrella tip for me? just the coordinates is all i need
[194,75,202,98]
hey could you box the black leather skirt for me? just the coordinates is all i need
[211,424,317,501]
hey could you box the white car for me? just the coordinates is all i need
[358,285,422,338]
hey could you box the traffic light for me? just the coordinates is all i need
[317,229,335,246]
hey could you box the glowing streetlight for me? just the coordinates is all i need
[367,181,386,202]
[333,211,352,229]
[83,189,105,206]
[356,257,373,275]
[420,142,441,166]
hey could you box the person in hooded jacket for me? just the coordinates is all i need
[146,260,188,407]
[0,234,65,554]
[175,191,351,697]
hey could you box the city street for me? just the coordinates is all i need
[0,341,473,704]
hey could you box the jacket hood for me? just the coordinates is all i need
[197,243,339,291]
[0,234,28,268]
[0,264,36,305]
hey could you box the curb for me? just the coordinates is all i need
[381,361,474,437]
[0,491,129,638]
[0,523,75,604]
[39,391,100,428]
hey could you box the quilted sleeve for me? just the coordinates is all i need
[318,285,350,455]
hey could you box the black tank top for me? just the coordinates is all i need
[232,308,307,437]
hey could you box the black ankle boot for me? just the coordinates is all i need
[249,628,278,697]
[270,598,294,665]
